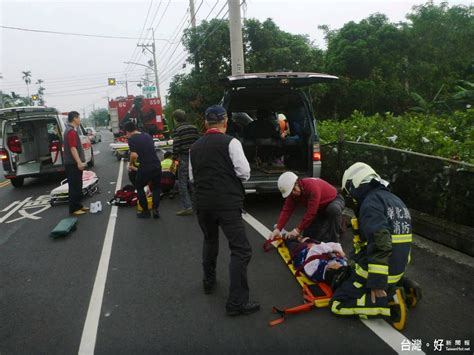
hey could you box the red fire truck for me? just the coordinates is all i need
[108,96,165,138]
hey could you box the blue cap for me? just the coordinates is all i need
[205,105,227,122]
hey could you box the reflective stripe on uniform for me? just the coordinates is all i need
[331,300,390,317]
[355,263,404,284]
[368,264,389,275]
[357,293,366,306]
[353,281,363,288]
[392,234,412,243]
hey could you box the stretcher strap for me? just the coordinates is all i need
[263,236,283,252]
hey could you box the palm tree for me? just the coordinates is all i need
[22,70,32,104]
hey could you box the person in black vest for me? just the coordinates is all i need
[124,121,162,219]
[190,105,260,316]
[63,111,88,215]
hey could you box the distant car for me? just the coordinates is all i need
[0,106,94,187]
[86,127,102,144]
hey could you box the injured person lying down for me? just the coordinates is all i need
[284,235,349,288]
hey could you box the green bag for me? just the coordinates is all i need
[50,217,78,238]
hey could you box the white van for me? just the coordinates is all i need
[0,106,94,187]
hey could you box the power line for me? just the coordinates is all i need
[124,0,155,73]
[159,0,217,77]
[0,25,169,41]
[160,2,228,82]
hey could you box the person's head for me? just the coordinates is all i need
[278,171,300,198]
[341,162,380,198]
[173,109,187,124]
[68,111,80,126]
[278,113,287,122]
[123,121,138,138]
[163,151,173,160]
[204,105,228,132]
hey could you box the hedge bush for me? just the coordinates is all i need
[317,109,474,164]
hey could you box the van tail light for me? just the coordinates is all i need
[312,143,321,161]
[7,136,22,154]
[0,149,9,161]
[49,140,61,153]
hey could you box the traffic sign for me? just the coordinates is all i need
[142,86,156,93]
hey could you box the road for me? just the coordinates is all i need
[0,131,473,354]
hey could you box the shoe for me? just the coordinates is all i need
[176,208,193,216]
[203,279,216,294]
[71,209,86,216]
[402,277,422,308]
[137,210,151,218]
[389,288,407,331]
[153,208,160,219]
[226,301,260,316]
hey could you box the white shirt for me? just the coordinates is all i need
[189,138,250,182]
[303,242,344,276]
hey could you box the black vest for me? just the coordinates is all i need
[63,124,85,165]
[190,132,245,210]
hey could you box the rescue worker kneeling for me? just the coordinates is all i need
[330,162,413,330]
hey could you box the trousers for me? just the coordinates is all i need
[197,209,252,306]
[65,164,83,214]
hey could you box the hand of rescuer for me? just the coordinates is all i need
[287,228,301,240]
[370,288,387,303]
[269,228,281,239]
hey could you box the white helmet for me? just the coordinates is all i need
[278,172,298,198]
[342,162,380,195]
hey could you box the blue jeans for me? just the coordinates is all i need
[178,154,193,209]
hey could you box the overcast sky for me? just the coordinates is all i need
[0,0,470,115]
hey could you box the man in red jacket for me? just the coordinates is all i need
[270,172,345,242]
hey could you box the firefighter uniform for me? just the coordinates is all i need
[331,183,412,318]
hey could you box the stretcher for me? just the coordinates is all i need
[50,170,99,206]
[263,236,333,326]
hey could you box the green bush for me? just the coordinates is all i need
[317,109,474,164]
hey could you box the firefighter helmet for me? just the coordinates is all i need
[342,162,380,195]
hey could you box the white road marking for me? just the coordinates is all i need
[0,197,31,223]
[241,211,424,355]
[93,151,100,156]
[78,159,124,355]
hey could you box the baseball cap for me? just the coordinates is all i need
[205,105,227,122]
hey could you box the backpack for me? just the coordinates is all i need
[109,184,138,206]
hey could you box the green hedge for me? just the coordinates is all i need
[317,110,474,164]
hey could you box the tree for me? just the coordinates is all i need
[168,18,326,123]
[89,108,109,127]
[35,79,46,105]
[22,70,32,104]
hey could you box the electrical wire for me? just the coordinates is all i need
[124,0,155,73]
[0,25,168,41]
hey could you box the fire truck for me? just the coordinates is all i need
[108,96,165,139]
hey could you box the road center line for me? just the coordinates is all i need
[241,211,424,355]
[78,159,124,355]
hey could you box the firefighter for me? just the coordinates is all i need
[330,162,414,330]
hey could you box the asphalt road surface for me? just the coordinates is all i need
[0,131,473,354]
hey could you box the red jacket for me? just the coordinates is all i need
[276,178,337,231]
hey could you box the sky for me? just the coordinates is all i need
[0,0,471,115]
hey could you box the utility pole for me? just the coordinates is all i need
[138,29,161,99]
[228,0,245,75]
[189,0,200,72]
